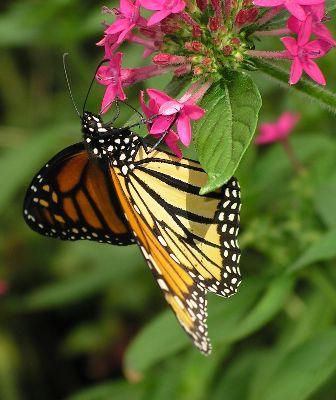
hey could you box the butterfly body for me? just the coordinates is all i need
[23,111,242,354]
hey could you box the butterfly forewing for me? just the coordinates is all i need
[23,143,133,245]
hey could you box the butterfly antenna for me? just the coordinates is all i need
[63,53,81,119]
[83,58,108,115]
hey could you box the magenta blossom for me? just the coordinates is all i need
[105,0,147,44]
[139,0,186,26]
[140,91,182,157]
[288,4,336,46]
[96,52,127,113]
[255,112,300,144]
[281,16,331,85]
[143,89,205,146]
[253,0,324,21]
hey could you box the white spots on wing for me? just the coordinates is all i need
[170,253,180,264]
[174,295,184,309]
[218,212,224,221]
[158,278,168,291]
[122,165,128,175]
[228,213,235,221]
[157,235,167,247]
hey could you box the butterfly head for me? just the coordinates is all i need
[81,111,139,162]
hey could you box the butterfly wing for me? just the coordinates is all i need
[109,146,241,354]
[23,143,134,245]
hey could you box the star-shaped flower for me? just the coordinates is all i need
[95,52,127,112]
[281,16,331,85]
[144,89,205,146]
[105,0,147,44]
[255,112,300,144]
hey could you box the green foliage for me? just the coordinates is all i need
[193,73,262,194]
[1,1,336,400]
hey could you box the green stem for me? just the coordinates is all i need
[254,59,336,115]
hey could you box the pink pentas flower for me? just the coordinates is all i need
[140,91,182,157]
[139,0,186,26]
[97,33,121,59]
[281,15,331,85]
[105,0,147,44]
[255,112,301,144]
[253,0,325,21]
[96,52,127,113]
[288,4,336,46]
[143,89,205,146]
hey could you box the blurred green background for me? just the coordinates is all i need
[1,1,336,399]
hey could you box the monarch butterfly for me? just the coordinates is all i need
[23,110,242,354]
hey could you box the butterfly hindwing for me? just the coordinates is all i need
[109,146,241,353]
[23,143,134,245]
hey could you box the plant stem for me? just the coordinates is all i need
[281,137,305,174]
[254,59,336,115]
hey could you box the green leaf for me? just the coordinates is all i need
[124,276,268,375]
[211,276,294,344]
[211,350,261,400]
[289,228,336,273]
[193,72,262,194]
[66,380,143,400]
[314,176,336,228]
[259,328,336,400]
[124,310,189,379]
[7,245,140,312]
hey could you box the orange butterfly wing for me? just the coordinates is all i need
[23,143,133,245]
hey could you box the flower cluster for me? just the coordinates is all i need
[95,0,334,156]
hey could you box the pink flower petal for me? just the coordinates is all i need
[171,0,186,13]
[164,130,182,158]
[277,112,300,135]
[299,0,325,5]
[298,14,312,46]
[306,3,325,20]
[313,24,336,46]
[140,90,156,117]
[120,0,137,17]
[176,114,192,146]
[302,58,326,85]
[139,0,164,10]
[147,89,174,107]
[255,125,279,144]
[147,9,172,26]
[285,3,306,21]
[287,16,301,34]
[105,19,131,35]
[281,36,299,56]
[101,84,118,113]
[305,39,333,58]
[159,100,183,115]
[183,104,205,120]
[150,114,175,134]
[289,57,303,84]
